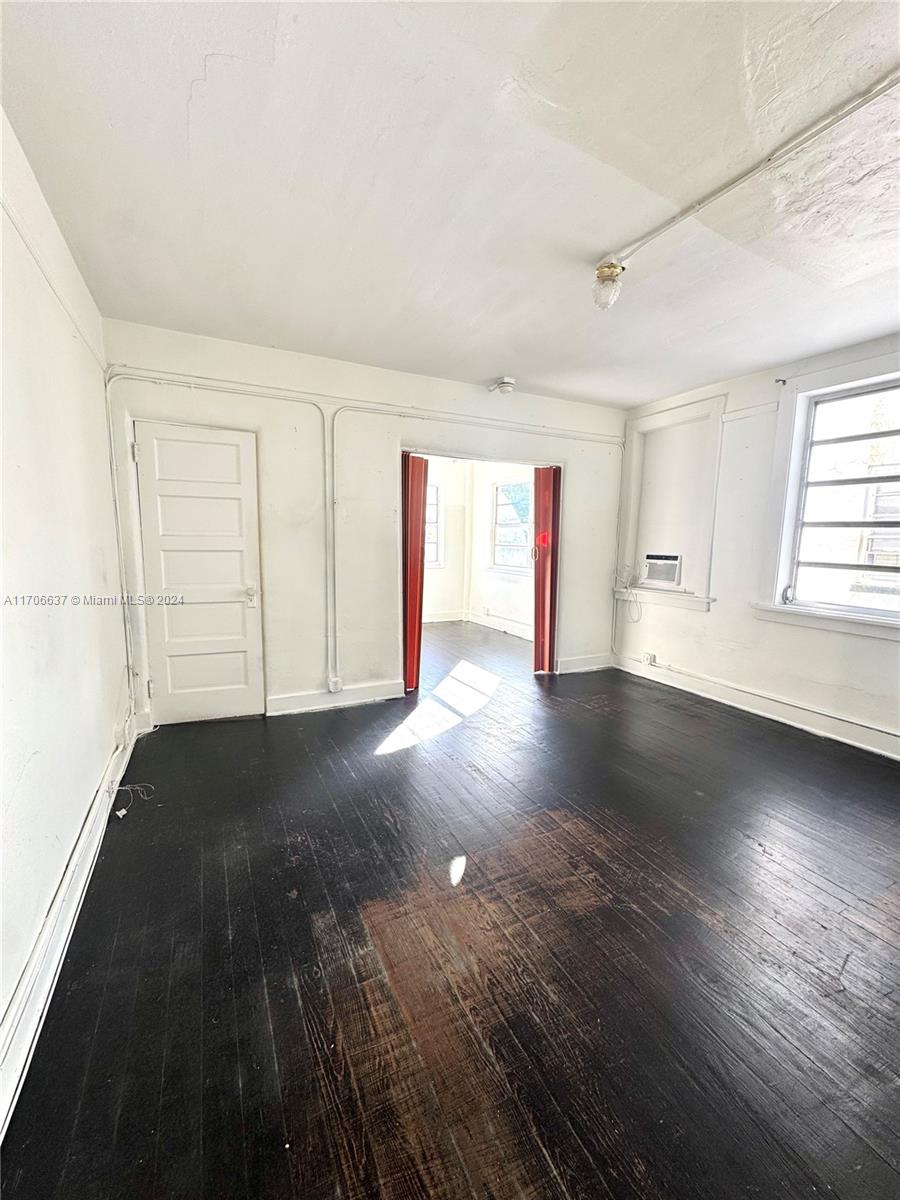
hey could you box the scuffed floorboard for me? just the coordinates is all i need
[3,623,898,1199]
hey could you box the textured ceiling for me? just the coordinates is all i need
[2,1,898,406]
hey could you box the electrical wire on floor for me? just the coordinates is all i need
[112,783,155,819]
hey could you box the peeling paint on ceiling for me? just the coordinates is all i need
[2,1,898,406]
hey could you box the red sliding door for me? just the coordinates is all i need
[533,465,561,673]
[401,452,429,691]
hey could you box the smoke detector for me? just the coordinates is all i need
[489,376,517,394]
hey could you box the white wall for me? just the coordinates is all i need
[104,319,625,718]
[1,114,132,1130]
[468,460,534,640]
[423,456,535,640]
[615,334,900,759]
[635,421,708,595]
[422,456,468,623]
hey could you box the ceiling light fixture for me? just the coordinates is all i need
[592,259,625,310]
[489,376,517,394]
[591,66,900,313]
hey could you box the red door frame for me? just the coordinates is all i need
[401,453,560,684]
[533,465,561,673]
[401,451,429,691]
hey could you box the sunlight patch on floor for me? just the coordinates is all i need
[449,855,467,886]
[375,659,501,755]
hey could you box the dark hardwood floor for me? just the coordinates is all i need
[3,621,899,1199]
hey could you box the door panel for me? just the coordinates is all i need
[157,494,243,536]
[401,452,429,691]
[165,602,246,641]
[534,465,561,673]
[135,421,264,723]
[154,437,241,482]
[168,651,248,692]
[160,548,244,587]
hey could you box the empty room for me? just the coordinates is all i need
[1,3,898,1198]
[420,454,543,678]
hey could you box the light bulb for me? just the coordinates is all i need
[593,259,624,310]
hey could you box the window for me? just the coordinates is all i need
[784,384,900,617]
[492,481,533,569]
[424,483,441,566]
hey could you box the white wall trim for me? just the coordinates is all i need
[750,601,900,641]
[467,611,532,641]
[615,587,715,612]
[110,367,625,448]
[614,656,899,761]
[721,401,779,423]
[109,366,623,728]
[423,610,467,624]
[0,726,137,1140]
[266,680,404,715]
[618,393,725,598]
[558,653,614,674]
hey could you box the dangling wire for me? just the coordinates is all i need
[611,562,642,656]
[112,783,155,819]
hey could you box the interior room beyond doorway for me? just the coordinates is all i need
[421,455,535,667]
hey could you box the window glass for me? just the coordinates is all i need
[492,482,533,569]
[811,389,900,440]
[807,435,900,482]
[424,484,440,565]
[786,385,900,617]
[803,482,900,522]
[794,566,900,614]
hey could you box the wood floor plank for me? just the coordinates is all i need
[3,622,898,1200]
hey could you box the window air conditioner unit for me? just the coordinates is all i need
[641,554,682,587]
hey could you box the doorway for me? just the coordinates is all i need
[402,452,560,691]
[134,420,265,723]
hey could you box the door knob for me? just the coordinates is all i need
[245,583,258,607]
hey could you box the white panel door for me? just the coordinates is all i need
[135,421,264,724]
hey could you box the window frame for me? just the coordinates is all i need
[782,382,900,613]
[757,353,900,638]
[490,480,534,573]
[423,482,444,569]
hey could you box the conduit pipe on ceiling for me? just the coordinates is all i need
[611,67,900,267]
[106,367,623,703]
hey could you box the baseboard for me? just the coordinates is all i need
[0,724,137,1141]
[133,710,155,734]
[561,657,619,676]
[614,656,899,761]
[468,612,532,641]
[266,679,405,716]
[557,653,614,674]
[422,611,466,624]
